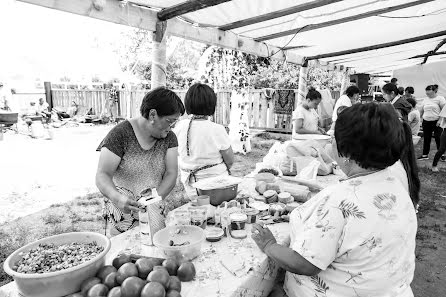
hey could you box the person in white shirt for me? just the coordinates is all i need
[174,83,234,196]
[0,83,11,111]
[406,97,421,136]
[293,88,325,138]
[327,86,360,135]
[418,84,446,160]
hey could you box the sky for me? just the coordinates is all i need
[0,0,134,86]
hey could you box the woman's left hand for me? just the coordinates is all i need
[251,223,277,253]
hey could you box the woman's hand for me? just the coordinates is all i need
[251,223,277,252]
[115,194,142,213]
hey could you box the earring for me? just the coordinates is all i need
[151,120,154,124]
[344,158,350,164]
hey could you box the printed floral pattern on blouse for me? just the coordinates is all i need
[284,168,417,297]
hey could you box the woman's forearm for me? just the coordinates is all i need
[157,171,177,199]
[295,127,320,135]
[264,243,321,276]
[96,172,121,203]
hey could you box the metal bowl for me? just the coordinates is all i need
[3,232,111,297]
[196,184,238,206]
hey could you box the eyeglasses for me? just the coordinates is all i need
[165,117,179,127]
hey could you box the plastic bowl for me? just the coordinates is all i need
[3,232,111,297]
[153,225,205,262]
[196,184,238,206]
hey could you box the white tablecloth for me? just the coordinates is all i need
[0,175,341,297]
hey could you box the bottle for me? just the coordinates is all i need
[138,189,165,246]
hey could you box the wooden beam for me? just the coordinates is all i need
[306,29,446,60]
[219,0,343,31]
[255,0,435,42]
[166,18,305,64]
[421,39,446,64]
[16,0,158,31]
[16,0,305,64]
[158,0,231,21]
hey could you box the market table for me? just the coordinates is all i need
[0,175,340,297]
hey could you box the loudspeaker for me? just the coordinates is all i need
[349,73,370,95]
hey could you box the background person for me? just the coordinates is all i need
[381,83,412,121]
[418,84,446,160]
[407,97,421,136]
[174,83,234,197]
[293,87,325,136]
[252,103,419,297]
[328,86,360,135]
[432,104,446,172]
[403,86,416,101]
[96,87,187,236]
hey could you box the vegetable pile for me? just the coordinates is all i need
[14,242,104,274]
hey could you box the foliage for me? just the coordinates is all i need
[307,64,343,91]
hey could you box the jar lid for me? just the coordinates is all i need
[243,208,259,216]
[230,213,247,222]
[278,192,291,199]
[205,227,224,242]
[230,229,248,239]
[263,190,277,198]
[250,202,269,211]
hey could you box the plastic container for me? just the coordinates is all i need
[153,225,205,262]
[230,213,247,230]
[243,208,259,224]
[205,227,224,242]
[197,195,210,206]
[3,232,111,297]
[278,192,293,204]
[249,202,270,217]
[188,206,208,229]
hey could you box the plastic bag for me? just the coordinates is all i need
[298,159,320,180]
[263,142,287,168]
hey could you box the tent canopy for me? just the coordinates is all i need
[17,0,446,74]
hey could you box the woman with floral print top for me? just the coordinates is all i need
[252,103,420,297]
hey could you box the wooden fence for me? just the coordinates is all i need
[51,89,340,132]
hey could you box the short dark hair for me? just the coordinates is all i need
[382,83,398,96]
[397,87,405,96]
[345,85,360,97]
[306,87,322,101]
[426,84,439,92]
[140,87,185,119]
[391,78,398,84]
[405,86,414,94]
[335,103,419,205]
[184,83,216,116]
[406,97,417,108]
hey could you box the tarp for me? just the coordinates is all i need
[393,60,446,98]
[136,0,446,74]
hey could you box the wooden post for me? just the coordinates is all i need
[151,21,168,89]
[297,59,308,104]
[44,82,53,110]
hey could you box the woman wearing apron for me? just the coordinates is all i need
[174,83,234,197]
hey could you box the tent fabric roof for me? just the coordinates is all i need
[134,0,446,74]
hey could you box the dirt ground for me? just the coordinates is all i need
[0,128,445,296]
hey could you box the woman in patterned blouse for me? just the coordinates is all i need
[253,103,420,297]
[96,87,188,236]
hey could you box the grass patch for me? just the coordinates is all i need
[42,213,63,225]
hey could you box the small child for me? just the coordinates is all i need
[406,97,420,136]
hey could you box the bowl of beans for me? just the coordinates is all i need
[3,232,111,297]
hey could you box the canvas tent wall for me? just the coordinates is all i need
[393,60,446,99]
